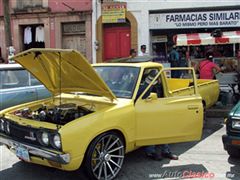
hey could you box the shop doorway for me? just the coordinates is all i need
[103,26,131,61]
[150,35,168,63]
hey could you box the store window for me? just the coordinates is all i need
[17,0,42,10]
[21,24,45,51]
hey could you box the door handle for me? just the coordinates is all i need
[187,105,199,110]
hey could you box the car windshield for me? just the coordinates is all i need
[0,69,43,89]
[94,66,140,99]
[0,69,29,89]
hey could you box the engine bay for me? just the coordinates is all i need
[13,103,94,125]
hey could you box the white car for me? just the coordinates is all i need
[0,64,50,110]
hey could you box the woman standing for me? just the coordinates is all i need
[198,51,221,79]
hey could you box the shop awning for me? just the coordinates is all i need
[176,31,240,46]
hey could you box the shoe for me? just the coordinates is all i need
[146,152,163,161]
[162,152,178,160]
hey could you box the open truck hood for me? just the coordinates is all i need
[13,48,116,101]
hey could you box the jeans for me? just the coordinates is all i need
[171,61,181,78]
[145,144,170,154]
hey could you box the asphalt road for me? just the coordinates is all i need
[1,117,239,180]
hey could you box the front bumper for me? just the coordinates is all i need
[0,135,70,164]
[222,134,240,150]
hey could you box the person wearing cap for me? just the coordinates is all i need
[198,50,221,79]
[136,69,178,161]
[139,45,148,56]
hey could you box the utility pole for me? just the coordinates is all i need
[3,0,12,47]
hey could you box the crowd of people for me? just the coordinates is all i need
[129,44,225,80]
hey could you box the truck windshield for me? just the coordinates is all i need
[94,66,140,99]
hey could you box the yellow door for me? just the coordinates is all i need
[135,94,203,146]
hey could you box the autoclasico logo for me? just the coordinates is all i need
[183,171,215,178]
[149,170,215,179]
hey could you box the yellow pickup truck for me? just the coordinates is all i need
[0,49,219,180]
[166,75,219,108]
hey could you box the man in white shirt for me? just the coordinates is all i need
[138,44,148,56]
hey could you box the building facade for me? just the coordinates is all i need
[0,0,92,62]
[92,0,138,63]
[92,0,240,63]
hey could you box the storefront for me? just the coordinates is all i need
[12,16,50,56]
[149,9,240,62]
[10,11,92,62]
[149,8,240,103]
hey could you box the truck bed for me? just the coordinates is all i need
[166,78,219,108]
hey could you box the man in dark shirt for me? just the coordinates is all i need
[169,45,180,78]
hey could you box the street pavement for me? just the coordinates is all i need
[0,117,239,180]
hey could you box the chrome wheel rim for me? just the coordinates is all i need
[91,134,124,180]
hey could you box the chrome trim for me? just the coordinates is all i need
[232,116,240,120]
[0,136,70,164]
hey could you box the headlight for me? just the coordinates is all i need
[0,119,4,131]
[41,132,49,145]
[52,133,61,149]
[232,120,240,130]
[37,130,61,150]
[0,119,10,134]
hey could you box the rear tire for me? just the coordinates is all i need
[84,132,125,180]
[227,147,240,158]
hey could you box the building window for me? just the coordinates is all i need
[62,22,86,56]
[62,22,86,35]
[17,0,42,10]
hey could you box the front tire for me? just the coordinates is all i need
[84,132,125,180]
[227,147,240,158]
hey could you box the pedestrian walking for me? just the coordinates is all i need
[169,45,180,78]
